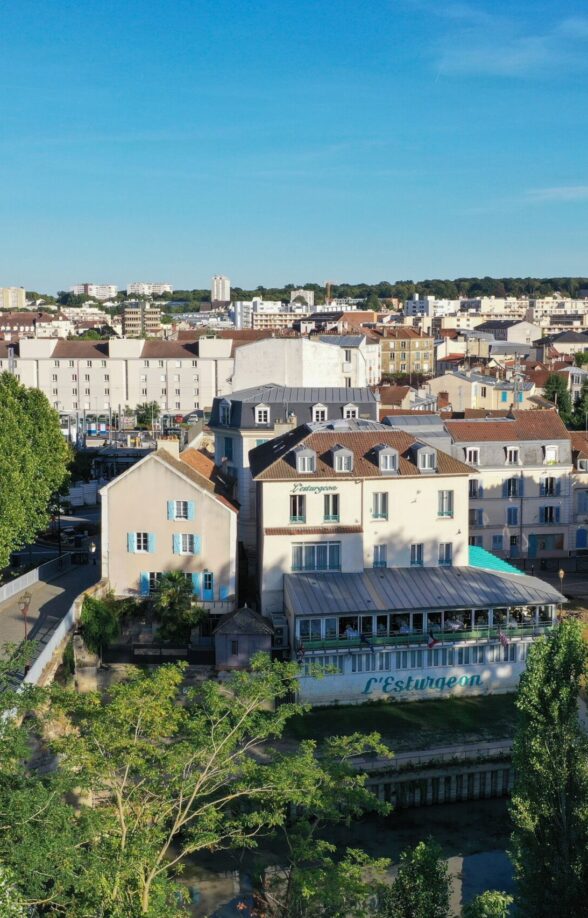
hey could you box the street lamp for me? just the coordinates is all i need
[18,590,32,641]
[559,568,565,617]
[89,541,97,566]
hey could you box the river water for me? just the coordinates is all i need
[179,798,515,916]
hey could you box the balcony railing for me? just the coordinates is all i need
[300,622,555,653]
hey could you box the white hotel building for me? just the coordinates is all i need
[249,419,563,705]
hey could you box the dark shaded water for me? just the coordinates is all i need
[180,798,515,916]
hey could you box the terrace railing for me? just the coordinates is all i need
[301,621,555,653]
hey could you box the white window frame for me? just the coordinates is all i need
[438,542,453,566]
[312,404,328,423]
[506,446,520,465]
[373,492,388,520]
[180,533,195,554]
[380,451,397,472]
[466,447,480,465]
[255,404,270,425]
[419,450,435,470]
[544,444,559,463]
[174,500,189,520]
[373,544,387,569]
[410,543,424,566]
[334,453,353,472]
[297,454,316,473]
[343,404,358,419]
[219,400,231,425]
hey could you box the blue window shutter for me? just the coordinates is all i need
[219,584,229,601]
[519,478,524,497]
[556,479,561,496]
[502,480,508,498]
[167,500,174,520]
[555,507,561,523]
[187,501,195,521]
[577,528,588,549]
[191,572,202,598]
[540,480,546,497]
[478,482,484,498]
[139,572,150,596]
[172,533,180,554]
[193,535,201,555]
[539,507,545,523]
[203,574,214,601]
[127,532,136,553]
[147,533,156,553]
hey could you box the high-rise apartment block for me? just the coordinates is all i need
[212,275,231,303]
[0,287,26,310]
[70,283,118,301]
[126,283,173,296]
[122,303,162,338]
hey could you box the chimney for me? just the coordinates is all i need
[156,437,180,459]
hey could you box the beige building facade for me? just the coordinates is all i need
[100,440,237,612]
[378,328,434,377]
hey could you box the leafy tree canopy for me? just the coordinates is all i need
[378,839,451,918]
[510,619,588,917]
[543,372,573,424]
[135,401,161,427]
[463,889,514,918]
[0,373,70,571]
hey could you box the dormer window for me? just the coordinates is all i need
[506,446,520,465]
[413,444,436,471]
[255,404,270,425]
[312,403,328,423]
[544,445,558,464]
[376,445,398,474]
[295,448,316,474]
[343,403,358,419]
[579,459,588,472]
[332,446,353,472]
[219,400,231,425]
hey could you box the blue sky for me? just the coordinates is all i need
[1,0,588,292]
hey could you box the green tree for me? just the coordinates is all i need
[135,401,161,428]
[543,372,573,423]
[152,570,204,642]
[0,373,70,571]
[574,351,588,367]
[260,732,392,916]
[79,593,121,663]
[510,619,588,917]
[572,378,588,429]
[33,656,386,916]
[379,839,451,918]
[463,889,513,918]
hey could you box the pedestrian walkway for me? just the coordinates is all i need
[0,562,100,659]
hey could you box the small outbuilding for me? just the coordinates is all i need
[214,605,274,671]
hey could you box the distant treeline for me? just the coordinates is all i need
[29,276,588,311]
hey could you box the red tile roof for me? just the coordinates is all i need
[446,409,570,442]
[251,427,471,480]
[377,385,412,406]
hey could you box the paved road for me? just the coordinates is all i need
[0,562,100,660]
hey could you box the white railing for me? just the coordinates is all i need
[23,600,77,686]
[0,554,72,605]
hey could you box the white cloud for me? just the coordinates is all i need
[431,10,588,78]
[525,186,588,203]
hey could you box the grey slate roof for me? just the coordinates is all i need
[318,335,366,347]
[209,384,378,429]
[284,567,564,616]
[214,605,274,635]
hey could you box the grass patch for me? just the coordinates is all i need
[285,694,518,752]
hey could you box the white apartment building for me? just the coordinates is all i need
[100,438,237,612]
[385,411,573,561]
[0,336,234,416]
[404,294,461,319]
[70,283,118,301]
[212,275,231,303]
[249,418,562,705]
[231,336,380,391]
[229,298,284,329]
[127,283,173,296]
[428,371,537,411]
[290,288,315,308]
[0,287,26,310]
